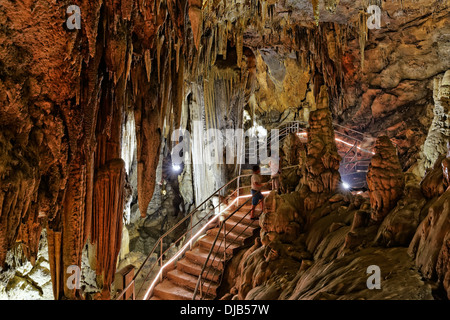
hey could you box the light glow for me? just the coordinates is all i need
[297,133,375,155]
[342,182,351,190]
[335,138,376,155]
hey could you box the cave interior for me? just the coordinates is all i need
[0,0,449,301]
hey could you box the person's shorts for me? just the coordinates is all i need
[251,189,264,206]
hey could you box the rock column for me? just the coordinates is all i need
[367,136,405,224]
[304,85,342,211]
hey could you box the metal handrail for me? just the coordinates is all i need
[245,121,307,155]
[115,122,373,300]
[114,173,254,300]
[192,195,257,300]
[194,197,261,300]
[245,121,375,157]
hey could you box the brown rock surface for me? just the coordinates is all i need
[0,0,187,299]
[375,173,427,247]
[304,85,342,211]
[367,136,405,224]
[260,192,303,246]
[421,155,449,199]
[283,247,434,300]
[1,0,449,301]
[409,162,450,299]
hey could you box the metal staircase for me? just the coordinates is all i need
[114,171,270,300]
[244,121,375,190]
[114,123,375,300]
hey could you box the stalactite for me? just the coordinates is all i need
[236,29,244,68]
[261,0,267,29]
[157,33,165,83]
[188,0,203,51]
[358,9,368,69]
[58,153,87,300]
[0,135,40,268]
[93,159,125,299]
[145,50,152,82]
[311,0,320,26]
[176,38,181,72]
[17,204,41,266]
[218,21,225,58]
[0,0,189,301]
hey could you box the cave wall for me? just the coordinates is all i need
[0,0,190,299]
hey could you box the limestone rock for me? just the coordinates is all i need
[420,155,448,199]
[260,192,303,245]
[375,174,427,247]
[409,188,450,299]
[367,136,405,224]
[284,247,434,300]
[304,86,342,211]
[415,71,450,177]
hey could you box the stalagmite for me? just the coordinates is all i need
[367,136,405,224]
[59,154,87,300]
[304,85,342,211]
[157,34,165,83]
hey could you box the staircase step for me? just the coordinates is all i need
[185,246,226,270]
[226,210,257,224]
[198,234,241,256]
[177,258,222,283]
[206,227,248,246]
[167,269,218,297]
[153,280,194,300]
[224,218,258,236]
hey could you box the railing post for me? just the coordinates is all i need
[159,240,163,282]
[223,219,227,262]
[236,177,240,208]
[189,216,193,250]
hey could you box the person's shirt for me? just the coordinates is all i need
[269,161,280,177]
[251,173,262,191]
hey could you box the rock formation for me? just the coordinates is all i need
[0,0,188,299]
[1,0,450,301]
[414,71,450,177]
[226,112,448,301]
[409,143,450,299]
[367,136,405,224]
[260,192,304,246]
[303,85,342,211]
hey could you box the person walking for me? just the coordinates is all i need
[250,165,267,219]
